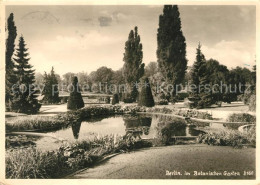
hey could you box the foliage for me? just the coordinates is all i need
[105,96,110,104]
[145,106,213,120]
[6,104,214,133]
[10,36,41,114]
[122,91,137,103]
[67,76,85,110]
[226,113,256,123]
[156,119,187,145]
[62,72,75,86]
[176,92,189,101]
[189,43,211,108]
[198,126,256,148]
[228,66,253,102]
[156,99,168,105]
[112,93,119,105]
[6,134,152,179]
[6,116,66,132]
[6,13,18,110]
[157,5,187,98]
[42,67,60,104]
[90,66,114,93]
[123,26,144,101]
[76,71,90,91]
[204,59,230,104]
[248,95,256,111]
[138,78,155,107]
[242,64,256,111]
[144,62,158,78]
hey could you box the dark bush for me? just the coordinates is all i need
[112,93,119,105]
[60,97,68,104]
[156,119,187,145]
[138,78,155,107]
[176,92,189,101]
[105,96,110,104]
[227,113,256,123]
[10,97,41,114]
[67,77,85,110]
[156,100,168,105]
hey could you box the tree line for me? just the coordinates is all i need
[6,5,256,113]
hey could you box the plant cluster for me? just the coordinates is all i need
[198,126,256,148]
[6,134,152,179]
[156,119,187,145]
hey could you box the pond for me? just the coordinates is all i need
[44,114,204,141]
[7,114,228,151]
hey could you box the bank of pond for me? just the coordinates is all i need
[5,105,256,179]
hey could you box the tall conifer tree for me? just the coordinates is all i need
[11,36,41,113]
[190,43,211,108]
[42,67,60,103]
[157,5,187,101]
[123,26,144,102]
[5,13,17,109]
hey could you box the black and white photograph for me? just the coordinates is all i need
[1,1,259,183]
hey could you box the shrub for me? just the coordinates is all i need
[198,126,256,148]
[156,99,168,105]
[6,116,66,132]
[112,93,119,105]
[138,78,155,107]
[10,98,41,114]
[176,92,189,101]
[122,92,135,103]
[6,147,73,178]
[60,97,68,104]
[105,96,110,104]
[248,95,256,111]
[227,113,256,123]
[6,134,153,179]
[156,119,187,145]
[67,77,85,110]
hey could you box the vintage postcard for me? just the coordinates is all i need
[0,1,259,185]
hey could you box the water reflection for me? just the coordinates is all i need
[48,114,210,142]
[71,122,82,139]
[188,125,205,136]
[123,115,152,139]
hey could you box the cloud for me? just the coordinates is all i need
[187,40,255,69]
[98,16,113,27]
[97,11,131,27]
[239,6,255,22]
[80,18,92,23]
[21,11,60,24]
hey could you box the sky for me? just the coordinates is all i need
[6,5,256,76]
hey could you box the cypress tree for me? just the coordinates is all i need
[5,13,17,109]
[138,77,155,107]
[67,76,84,110]
[157,5,187,101]
[11,36,41,114]
[42,67,60,104]
[123,26,144,102]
